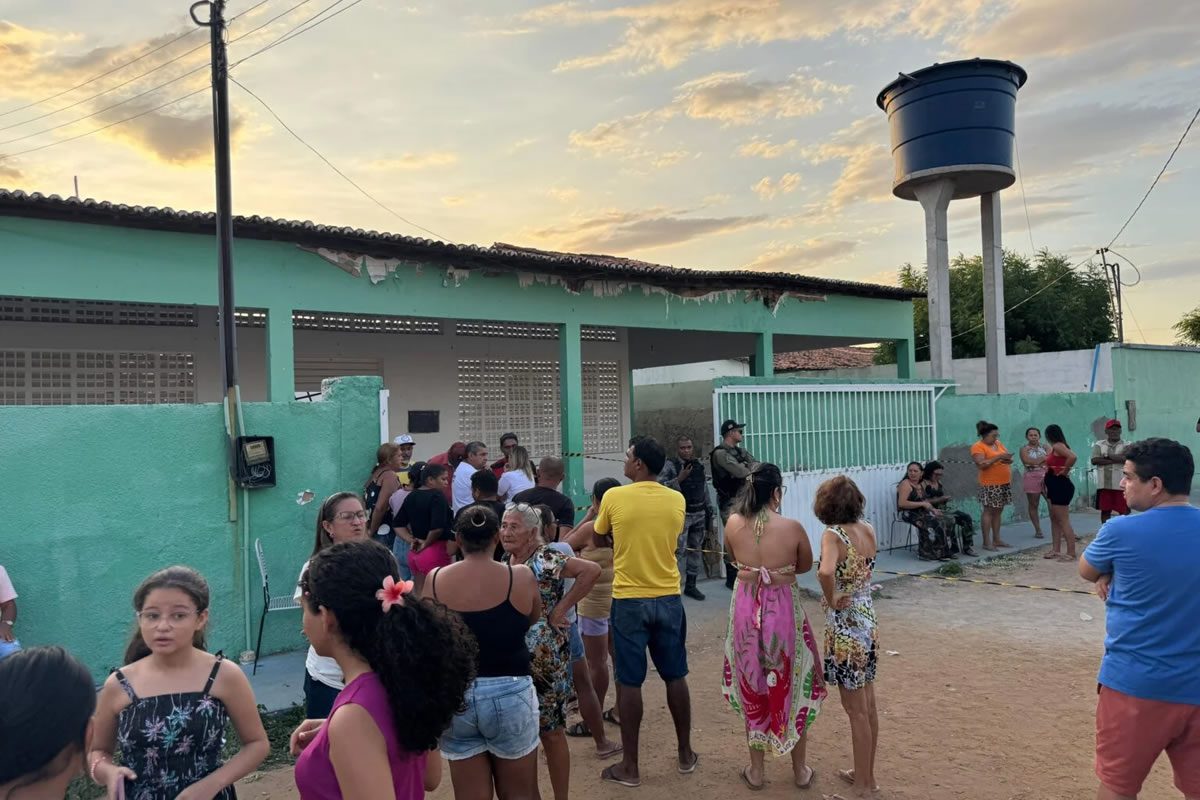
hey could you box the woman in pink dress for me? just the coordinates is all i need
[722,464,826,790]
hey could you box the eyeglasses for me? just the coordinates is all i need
[137,610,198,627]
[334,510,368,522]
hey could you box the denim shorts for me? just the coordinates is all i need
[391,538,412,581]
[579,616,609,637]
[611,595,688,688]
[0,639,21,662]
[441,676,540,761]
[569,621,584,663]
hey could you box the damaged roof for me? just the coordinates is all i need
[774,346,878,372]
[0,190,919,302]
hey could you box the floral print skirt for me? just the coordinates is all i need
[722,580,826,755]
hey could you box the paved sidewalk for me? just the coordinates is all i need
[243,510,1103,712]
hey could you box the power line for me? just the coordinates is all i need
[1105,248,1142,287]
[0,0,318,146]
[1106,102,1200,249]
[0,0,353,163]
[230,75,453,243]
[1121,292,1148,343]
[1014,138,1037,254]
[0,0,274,121]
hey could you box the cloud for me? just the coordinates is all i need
[802,116,893,210]
[737,137,800,159]
[546,186,580,203]
[1138,256,1200,283]
[744,238,859,272]
[0,161,23,182]
[371,151,460,170]
[508,137,542,154]
[518,0,988,73]
[752,172,802,200]
[673,71,849,126]
[441,195,469,207]
[528,207,767,252]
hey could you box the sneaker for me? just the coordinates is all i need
[684,584,706,601]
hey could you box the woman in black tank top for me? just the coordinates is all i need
[429,506,542,799]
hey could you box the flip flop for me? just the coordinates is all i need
[740,767,764,791]
[595,742,623,759]
[1043,551,1060,559]
[795,765,815,789]
[600,765,640,788]
[678,752,700,774]
[837,769,880,791]
[566,721,591,738]
[603,708,620,725]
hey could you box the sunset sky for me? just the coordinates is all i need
[2,0,1197,343]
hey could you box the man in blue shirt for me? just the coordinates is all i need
[1079,437,1200,800]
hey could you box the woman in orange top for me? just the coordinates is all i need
[970,420,1014,551]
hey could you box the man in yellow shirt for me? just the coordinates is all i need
[595,436,698,787]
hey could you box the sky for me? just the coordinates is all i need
[1,0,1197,344]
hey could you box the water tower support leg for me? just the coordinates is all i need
[981,191,1006,394]
[913,180,955,380]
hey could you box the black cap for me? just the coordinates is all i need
[720,419,745,437]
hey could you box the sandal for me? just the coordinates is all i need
[837,769,881,792]
[600,765,640,788]
[740,767,764,791]
[603,708,620,725]
[678,752,700,774]
[596,742,623,759]
[795,765,815,789]
[1043,551,1060,559]
[566,721,591,738]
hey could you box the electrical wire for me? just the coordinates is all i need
[0,0,274,121]
[0,0,318,146]
[1121,292,1149,343]
[1014,138,1037,255]
[1106,102,1200,249]
[1105,248,1143,287]
[229,75,453,243]
[0,0,356,163]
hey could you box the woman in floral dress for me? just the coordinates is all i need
[722,464,826,790]
[500,502,599,800]
[815,477,881,800]
[89,567,268,800]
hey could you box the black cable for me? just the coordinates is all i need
[230,75,452,243]
[0,0,273,120]
[1107,103,1200,248]
[1014,139,1037,254]
[1105,249,1142,288]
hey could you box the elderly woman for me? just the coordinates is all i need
[501,502,601,800]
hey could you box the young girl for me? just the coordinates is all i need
[290,540,477,799]
[90,567,269,800]
[296,492,370,719]
[0,646,95,799]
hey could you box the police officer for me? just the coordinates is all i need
[710,419,758,589]
[659,436,714,601]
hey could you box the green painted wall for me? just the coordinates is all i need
[1111,346,1200,457]
[934,390,1117,521]
[0,377,381,679]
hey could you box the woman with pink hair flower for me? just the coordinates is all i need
[290,540,477,798]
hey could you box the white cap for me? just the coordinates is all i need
[394,434,415,445]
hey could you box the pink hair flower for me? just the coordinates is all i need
[376,575,414,612]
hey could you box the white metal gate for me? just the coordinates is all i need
[713,383,949,550]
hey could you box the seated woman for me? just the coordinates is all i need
[897,462,952,561]
[921,461,977,557]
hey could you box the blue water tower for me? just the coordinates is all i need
[877,59,1027,393]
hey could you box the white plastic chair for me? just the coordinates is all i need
[253,538,301,675]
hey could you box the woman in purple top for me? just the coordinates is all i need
[290,540,478,799]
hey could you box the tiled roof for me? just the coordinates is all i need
[774,346,878,371]
[0,190,919,302]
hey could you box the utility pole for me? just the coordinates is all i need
[1097,246,1123,344]
[192,0,241,453]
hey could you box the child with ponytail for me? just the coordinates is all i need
[291,540,478,798]
[89,566,268,799]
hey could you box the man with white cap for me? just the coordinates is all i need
[393,434,415,473]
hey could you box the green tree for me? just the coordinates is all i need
[1174,306,1200,346]
[876,250,1115,364]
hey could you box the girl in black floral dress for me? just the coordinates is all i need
[88,567,269,800]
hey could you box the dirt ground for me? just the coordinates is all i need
[236,549,1180,800]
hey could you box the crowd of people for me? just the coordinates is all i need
[1,423,1196,800]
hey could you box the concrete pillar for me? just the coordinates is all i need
[913,180,955,380]
[751,332,774,377]
[981,191,1006,394]
[895,337,916,379]
[558,321,586,511]
[265,307,295,401]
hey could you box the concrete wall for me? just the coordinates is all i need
[633,380,719,457]
[933,390,1117,522]
[0,376,380,678]
[634,345,1117,396]
[1111,345,1200,452]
